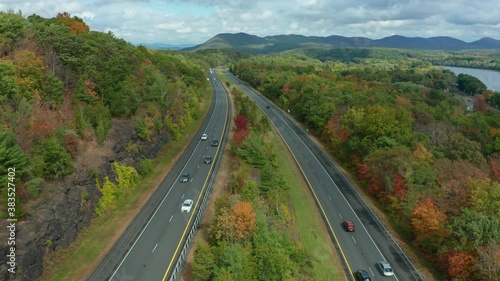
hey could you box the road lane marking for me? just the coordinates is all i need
[339,213,343,219]
[181,194,185,199]
[190,178,193,182]
[369,267,374,276]
[152,244,158,253]
[197,165,200,170]
[169,215,173,222]
[352,236,357,244]
[328,195,332,200]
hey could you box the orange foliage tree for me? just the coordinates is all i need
[233,201,256,239]
[411,197,448,243]
[56,12,89,35]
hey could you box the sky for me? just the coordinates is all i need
[2,0,500,46]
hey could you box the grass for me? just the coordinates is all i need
[40,90,212,281]
[271,132,343,281]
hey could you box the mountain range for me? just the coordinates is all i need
[181,33,500,53]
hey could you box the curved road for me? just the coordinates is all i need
[226,73,424,281]
[88,71,230,281]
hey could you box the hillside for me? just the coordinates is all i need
[184,32,500,53]
[0,11,209,280]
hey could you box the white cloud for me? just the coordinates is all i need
[1,0,498,44]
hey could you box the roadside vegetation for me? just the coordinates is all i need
[231,54,500,280]
[191,82,342,281]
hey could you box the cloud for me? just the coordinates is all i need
[1,0,499,44]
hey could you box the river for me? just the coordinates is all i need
[441,66,500,92]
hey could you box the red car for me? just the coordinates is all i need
[343,220,355,232]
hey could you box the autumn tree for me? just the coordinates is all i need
[233,114,250,147]
[56,12,89,35]
[447,249,474,280]
[233,201,256,239]
[473,94,488,112]
[411,197,448,244]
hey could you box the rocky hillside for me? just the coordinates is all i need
[0,11,207,280]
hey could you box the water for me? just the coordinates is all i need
[441,66,500,92]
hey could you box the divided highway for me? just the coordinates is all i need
[226,73,424,281]
[88,71,230,281]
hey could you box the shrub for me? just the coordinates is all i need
[138,158,153,176]
[26,177,44,199]
[41,138,74,179]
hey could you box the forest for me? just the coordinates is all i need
[0,9,215,209]
[230,52,500,280]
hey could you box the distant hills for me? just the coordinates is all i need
[181,32,500,53]
[138,42,194,50]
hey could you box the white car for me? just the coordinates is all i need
[376,261,394,277]
[201,133,208,140]
[181,199,194,213]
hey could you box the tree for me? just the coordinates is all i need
[410,197,448,243]
[233,201,256,239]
[0,60,19,102]
[0,130,28,192]
[210,208,236,242]
[213,243,256,281]
[233,114,250,147]
[476,242,500,281]
[473,94,488,112]
[469,178,500,217]
[192,242,215,281]
[448,209,500,250]
[41,138,74,179]
[456,74,487,95]
[447,249,474,280]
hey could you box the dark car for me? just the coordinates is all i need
[203,155,212,164]
[179,172,190,183]
[343,220,356,232]
[354,270,371,281]
[211,139,218,147]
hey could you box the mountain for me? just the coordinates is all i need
[138,42,195,50]
[181,33,500,53]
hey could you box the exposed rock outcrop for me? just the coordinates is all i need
[0,120,171,281]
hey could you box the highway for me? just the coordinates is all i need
[88,70,230,281]
[226,73,424,281]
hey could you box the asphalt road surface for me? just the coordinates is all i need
[88,71,230,281]
[226,73,424,281]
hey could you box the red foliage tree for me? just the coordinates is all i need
[232,114,250,147]
[447,249,474,280]
[392,174,408,201]
[31,94,61,141]
[473,94,487,112]
[488,156,500,181]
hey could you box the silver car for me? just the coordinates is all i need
[376,261,394,277]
